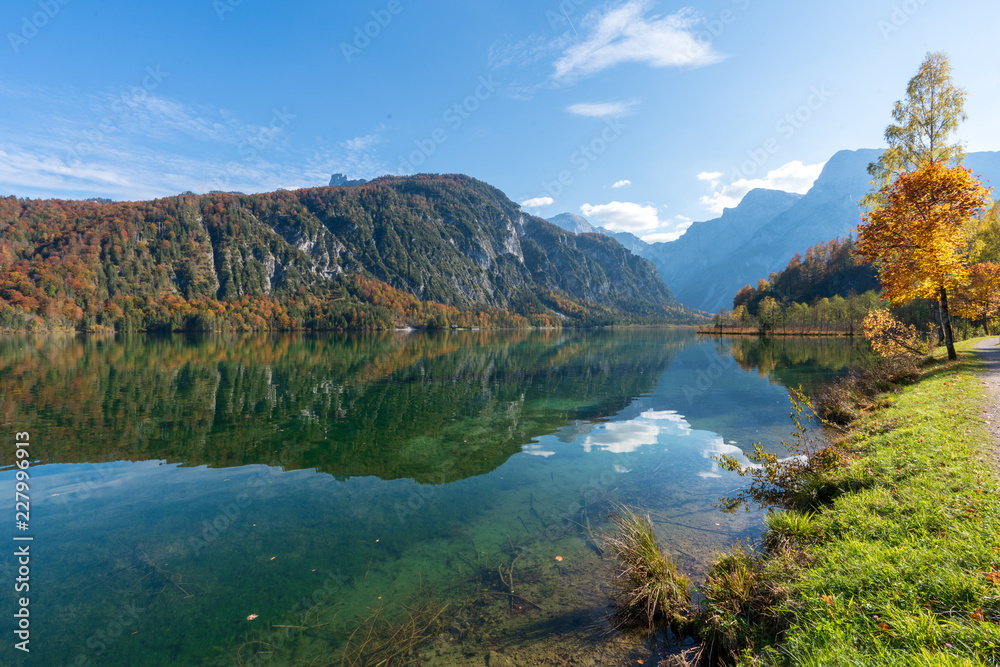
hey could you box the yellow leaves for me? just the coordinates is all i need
[862,309,924,357]
[952,262,1000,323]
[858,161,992,304]
[821,594,835,606]
[970,608,985,622]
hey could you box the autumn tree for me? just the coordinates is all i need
[865,52,968,209]
[952,262,1000,334]
[967,201,1000,264]
[857,161,992,359]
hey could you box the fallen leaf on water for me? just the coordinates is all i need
[247,614,259,621]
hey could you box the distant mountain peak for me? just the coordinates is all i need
[546,212,596,234]
[329,173,367,187]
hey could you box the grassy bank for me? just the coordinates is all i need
[715,338,1000,666]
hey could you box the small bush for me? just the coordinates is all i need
[813,354,919,425]
[716,389,848,513]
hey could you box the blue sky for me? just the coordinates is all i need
[1,0,998,242]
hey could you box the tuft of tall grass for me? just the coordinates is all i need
[604,505,691,638]
[697,544,792,666]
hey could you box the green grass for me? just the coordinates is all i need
[748,338,1000,666]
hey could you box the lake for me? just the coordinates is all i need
[0,329,864,666]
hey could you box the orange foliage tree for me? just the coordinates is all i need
[856,161,992,359]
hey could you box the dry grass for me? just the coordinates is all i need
[813,353,920,425]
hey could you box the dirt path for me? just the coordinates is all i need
[972,338,1000,472]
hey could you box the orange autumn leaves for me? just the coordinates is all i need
[857,161,992,305]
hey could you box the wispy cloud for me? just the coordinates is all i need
[699,161,824,214]
[612,179,632,188]
[0,79,389,200]
[553,1,725,82]
[488,34,557,70]
[567,99,640,119]
[342,132,383,153]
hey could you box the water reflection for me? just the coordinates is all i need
[0,329,682,482]
[0,330,864,666]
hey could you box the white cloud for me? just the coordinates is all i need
[521,196,555,208]
[640,216,692,243]
[553,1,725,82]
[612,179,632,188]
[581,421,661,454]
[699,161,825,215]
[580,201,693,243]
[567,100,639,119]
[581,201,661,233]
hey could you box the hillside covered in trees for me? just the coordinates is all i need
[0,174,690,332]
[718,237,910,335]
[719,198,1000,337]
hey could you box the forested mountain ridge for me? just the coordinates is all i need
[0,174,684,331]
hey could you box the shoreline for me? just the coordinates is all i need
[711,337,1000,664]
[696,329,855,337]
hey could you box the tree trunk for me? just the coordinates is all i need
[939,287,957,361]
[933,300,946,345]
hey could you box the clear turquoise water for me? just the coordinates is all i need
[0,329,864,665]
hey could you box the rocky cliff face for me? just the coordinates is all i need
[0,174,679,326]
